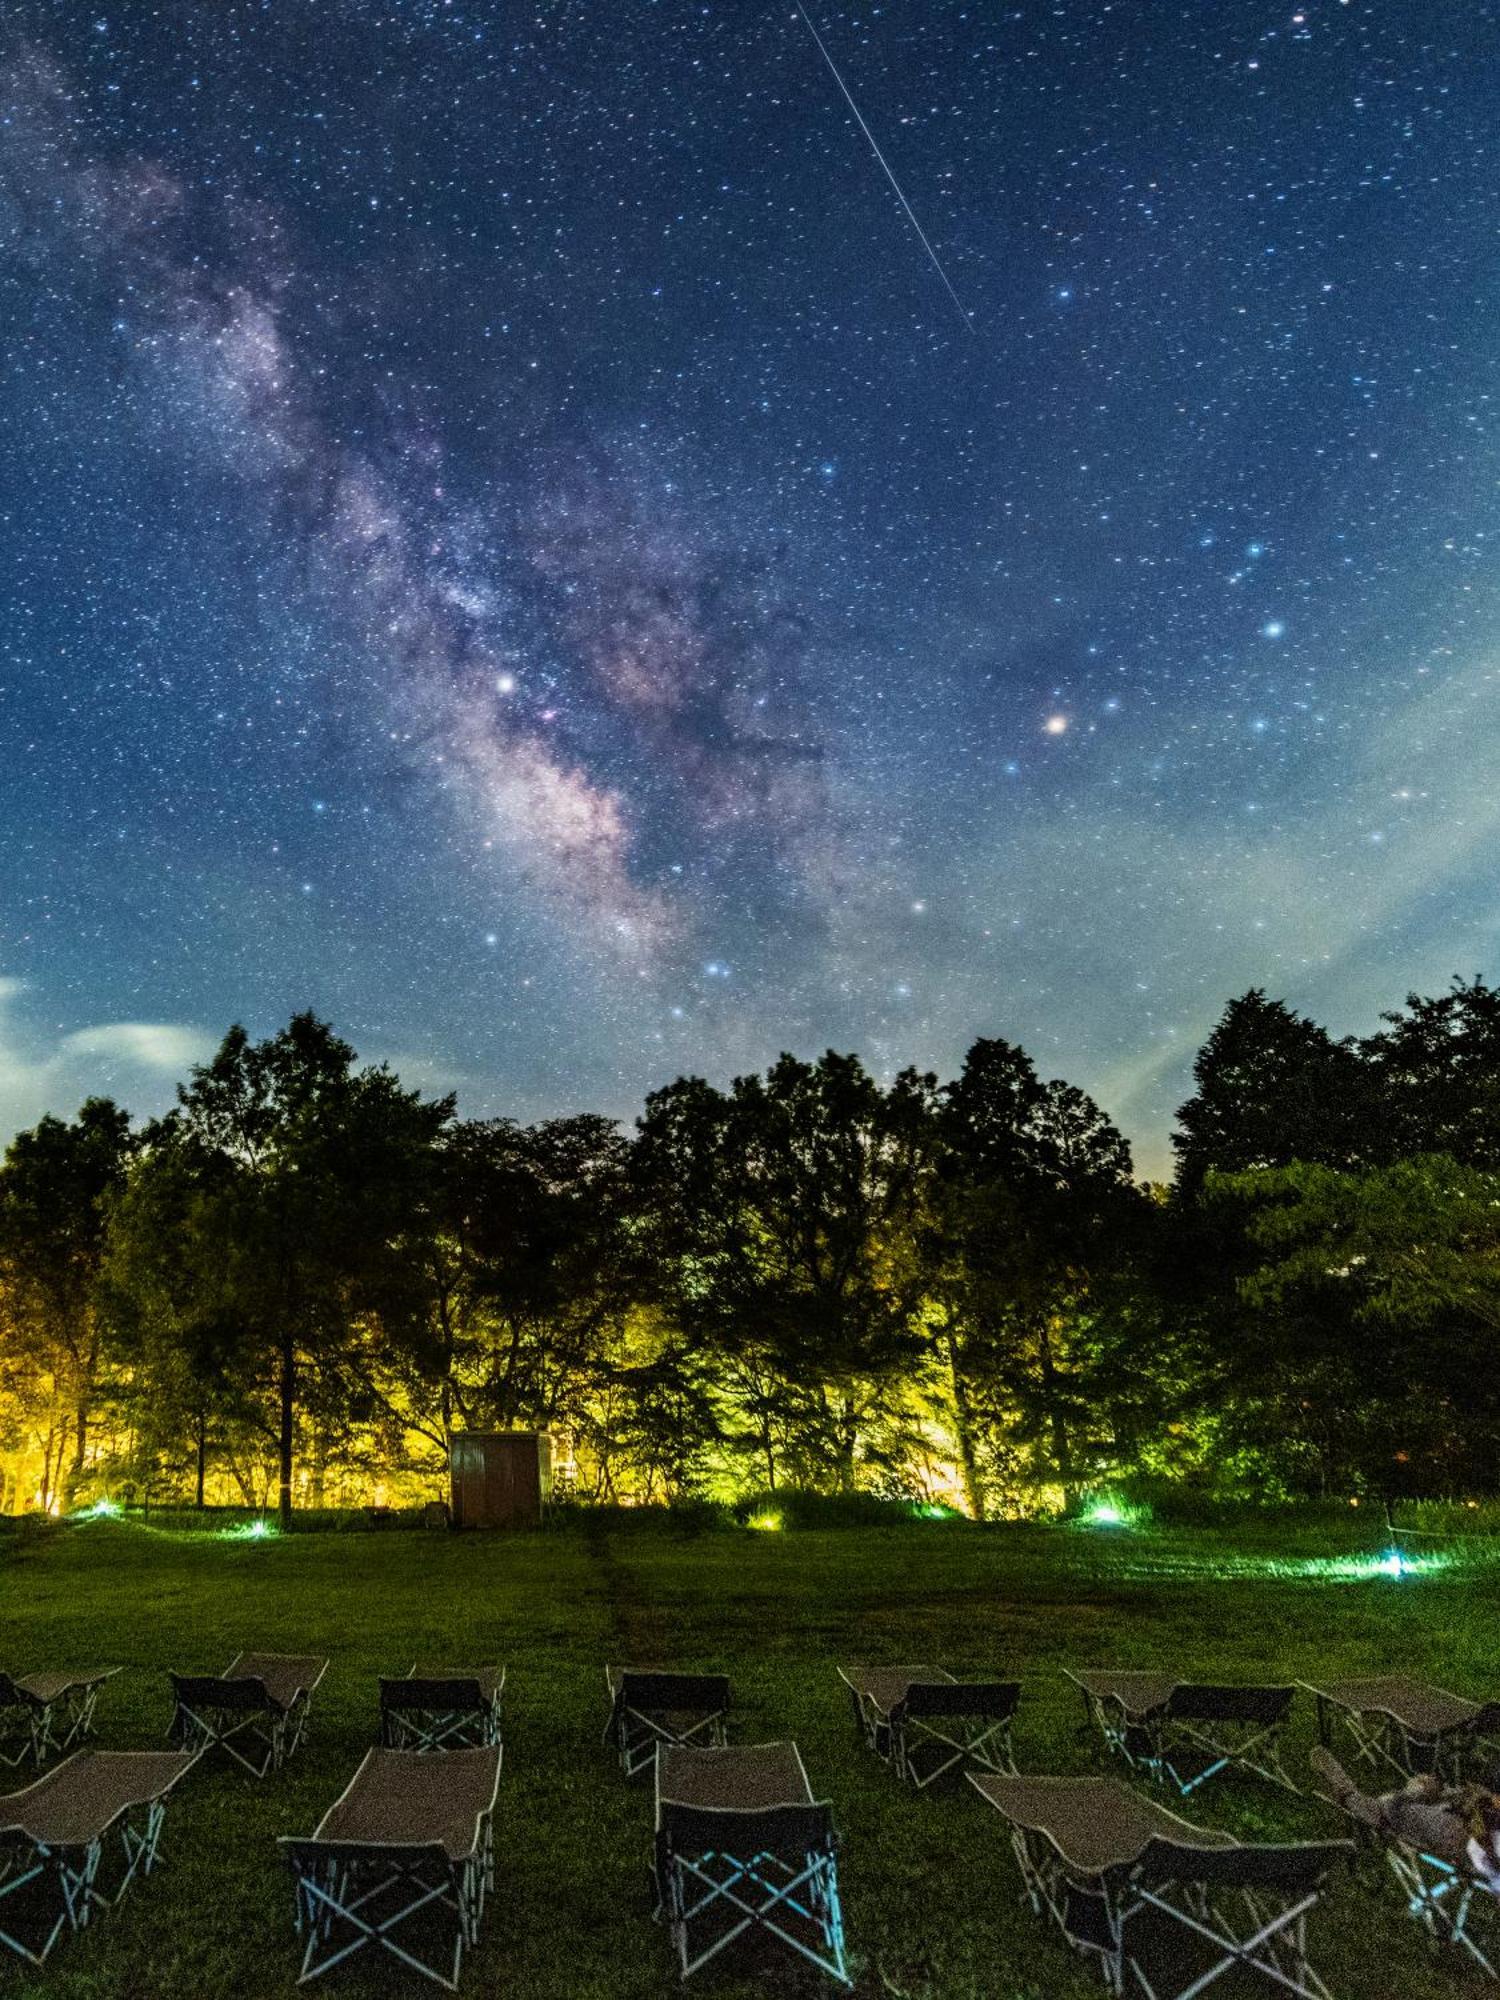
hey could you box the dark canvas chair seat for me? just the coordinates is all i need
[654,1742,849,1984]
[838,1664,1019,1788]
[0,1669,119,1769]
[0,1749,197,1967]
[280,1743,501,1990]
[605,1666,730,1778]
[1302,1673,1500,1782]
[169,1650,328,1777]
[380,1667,505,1753]
[1068,1670,1299,1795]
[971,1771,1350,2000]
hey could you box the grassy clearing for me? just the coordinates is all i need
[2,1511,1496,1998]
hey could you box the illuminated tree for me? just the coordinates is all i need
[139,1014,451,1527]
[633,1053,938,1492]
[930,1039,1143,1516]
[0,1098,133,1508]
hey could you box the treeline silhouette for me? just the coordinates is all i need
[3,978,1499,1526]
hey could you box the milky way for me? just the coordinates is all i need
[3,2,1499,1172]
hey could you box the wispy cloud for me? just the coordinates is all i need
[0,979,216,1144]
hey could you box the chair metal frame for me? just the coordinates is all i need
[1069,1674,1299,1796]
[839,1668,1018,1789]
[280,1749,500,1991]
[654,1782,849,1984]
[0,1758,191,1968]
[379,1671,504,1754]
[972,1774,1348,2000]
[605,1670,729,1779]
[0,1671,116,1770]
[169,1654,327,1778]
[1303,1677,1500,1784]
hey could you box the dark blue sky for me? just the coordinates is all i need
[3,1,1498,1174]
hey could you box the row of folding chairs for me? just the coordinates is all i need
[4,1652,1492,1992]
[3,1653,505,1780]
[0,1652,505,1981]
[611,1661,1500,1994]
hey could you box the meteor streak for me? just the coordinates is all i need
[791,1,976,333]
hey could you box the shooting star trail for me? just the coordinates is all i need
[791,1,976,333]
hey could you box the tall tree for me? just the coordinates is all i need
[633,1052,938,1491]
[1211,1155,1500,1492]
[140,1014,451,1527]
[0,1098,133,1507]
[930,1039,1143,1516]
[1172,990,1370,1196]
[403,1113,631,1454]
[1364,977,1500,1167]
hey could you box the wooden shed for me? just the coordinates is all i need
[449,1431,553,1529]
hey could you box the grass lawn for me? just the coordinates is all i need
[3,1510,1497,1998]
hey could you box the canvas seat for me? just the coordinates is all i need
[1301,1673,1500,1782]
[838,1664,1019,1788]
[0,1749,197,1967]
[605,1666,730,1778]
[654,1741,849,1984]
[169,1651,328,1777]
[281,1744,501,1990]
[1068,1670,1299,1795]
[971,1772,1349,2000]
[0,1668,119,1769]
[380,1666,505,1753]
[1313,1743,1500,1979]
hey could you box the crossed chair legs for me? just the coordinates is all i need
[0,1796,170,1970]
[662,1844,848,1985]
[289,1836,494,1992]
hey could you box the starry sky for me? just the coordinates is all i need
[3,1,1499,1176]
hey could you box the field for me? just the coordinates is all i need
[3,1510,1497,1999]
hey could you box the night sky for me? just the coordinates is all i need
[3,2,1498,1175]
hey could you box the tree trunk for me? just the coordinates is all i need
[277,1332,296,1530]
[195,1413,208,1509]
[945,1333,987,1521]
[836,1393,858,1493]
[1036,1319,1077,1511]
[61,1399,89,1510]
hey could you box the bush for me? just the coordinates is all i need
[732,1488,966,1531]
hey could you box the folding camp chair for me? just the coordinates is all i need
[0,1668,119,1769]
[654,1742,849,1985]
[605,1666,730,1778]
[169,1651,328,1776]
[970,1771,1350,1999]
[281,1744,501,1991]
[1313,1743,1500,1980]
[1302,1673,1500,1782]
[379,1667,505,1752]
[1068,1669,1299,1796]
[0,1748,197,1968]
[837,1665,1019,1788]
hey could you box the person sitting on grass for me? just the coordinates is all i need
[1311,1743,1500,1886]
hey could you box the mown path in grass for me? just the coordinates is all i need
[2,1514,1496,1997]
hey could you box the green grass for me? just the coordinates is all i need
[3,1511,1497,1998]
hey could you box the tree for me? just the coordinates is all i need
[401,1114,631,1457]
[140,1014,452,1527]
[1210,1155,1500,1493]
[0,1098,133,1507]
[633,1053,938,1491]
[99,1130,261,1507]
[1172,991,1370,1196]
[929,1039,1144,1516]
[1364,978,1500,1168]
